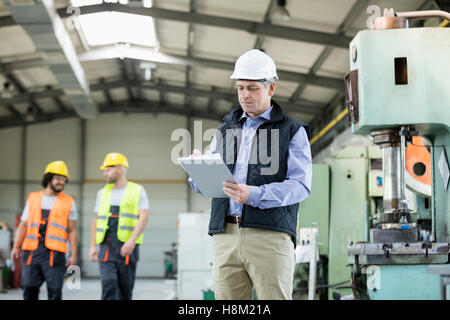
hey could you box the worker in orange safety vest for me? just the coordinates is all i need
[11,160,78,300]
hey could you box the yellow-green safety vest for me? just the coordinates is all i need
[95,181,144,245]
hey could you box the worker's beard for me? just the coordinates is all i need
[50,182,64,194]
[106,177,117,184]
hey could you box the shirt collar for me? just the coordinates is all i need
[240,105,273,122]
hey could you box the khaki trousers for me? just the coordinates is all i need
[212,223,295,300]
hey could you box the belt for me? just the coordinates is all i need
[226,215,241,224]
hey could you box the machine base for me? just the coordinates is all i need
[370,228,418,243]
[365,265,441,300]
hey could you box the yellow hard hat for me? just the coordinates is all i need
[100,152,129,170]
[44,160,70,178]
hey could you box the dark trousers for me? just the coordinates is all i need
[21,263,65,300]
[98,214,139,300]
[99,258,137,300]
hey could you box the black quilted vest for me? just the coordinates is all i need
[209,100,310,245]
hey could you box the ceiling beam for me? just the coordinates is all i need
[6,105,23,119]
[91,79,325,115]
[289,0,368,102]
[0,110,76,129]
[99,77,114,106]
[2,4,351,48]
[0,88,64,105]
[119,59,135,101]
[184,0,196,109]
[79,47,344,89]
[289,47,333,101]
[104,51,343,90]
[102,99,223,121]
[158,78,165,106]
[0,81,21,118]
[53,96,68,112]
[4,72,44,115]
[253,0,276,50]
[0,78,325,116]
[0,58,45,72]
[4,0,98,118]
[2,50,343,90]
[55,3,351,49]
[0,110,72,129]
[130,59,141,100]
[0,98,224,129]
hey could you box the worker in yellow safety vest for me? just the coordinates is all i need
[11,161,78,300]
[89,152,149,300]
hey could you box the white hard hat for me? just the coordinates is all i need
[230,49,279,81]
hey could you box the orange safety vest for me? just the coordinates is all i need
[22,190,73,254]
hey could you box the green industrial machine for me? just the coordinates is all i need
[345,9,450,300]
[328,147,383,300]
[296,147,384,300]
[297,163,330,258]
[295,163,330,300]
[296,147,436,299]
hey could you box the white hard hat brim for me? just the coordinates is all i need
[230,75,279,80]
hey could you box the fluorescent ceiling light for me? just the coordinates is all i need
[71,0,103,6]
[77,11,158,47]
[142,0,153,8]
[144,68,152,81]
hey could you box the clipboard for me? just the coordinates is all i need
[178,153,235,198]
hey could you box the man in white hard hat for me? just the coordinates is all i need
[188,49,312,300]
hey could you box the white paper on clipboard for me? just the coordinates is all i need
[178,153,235,198]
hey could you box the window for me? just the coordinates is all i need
[76,10,158,48]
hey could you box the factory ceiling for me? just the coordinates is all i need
[0,0,445,152]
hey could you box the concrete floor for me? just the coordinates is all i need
[0,278,177,300]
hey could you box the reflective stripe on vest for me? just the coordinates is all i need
[95,181,143,245]
[22,190,73,253]
[49,222,68,232]
[119,226,135,231]
[47,235,68,243]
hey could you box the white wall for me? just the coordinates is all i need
[0,113,220,277]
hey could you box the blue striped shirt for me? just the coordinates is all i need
[189,106,312,216]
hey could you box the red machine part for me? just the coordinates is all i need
[405,136,431,186]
